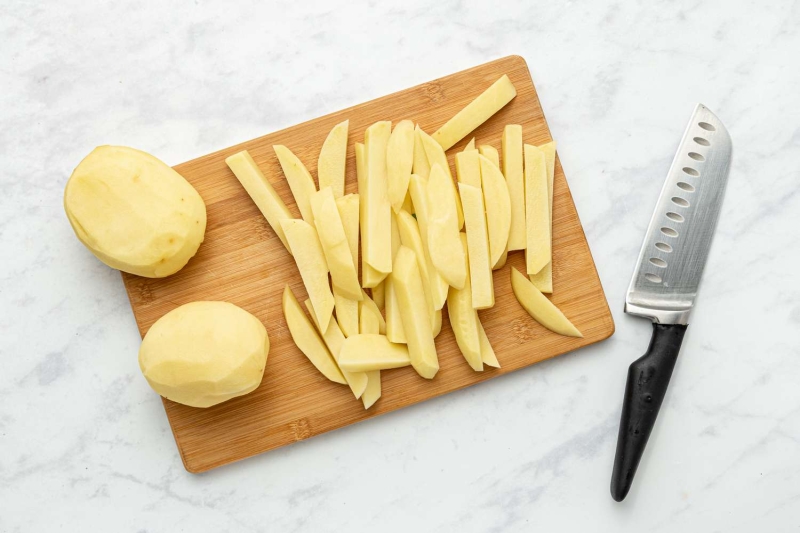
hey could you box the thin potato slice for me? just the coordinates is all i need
[477,319,500,368]
[510,268,582,337]
[317,120,349,198]
[418,127,464,229]
[274,145,317,224]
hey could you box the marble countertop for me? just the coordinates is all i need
[3,0,799,530]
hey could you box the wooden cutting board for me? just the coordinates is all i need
[122,55,614,473]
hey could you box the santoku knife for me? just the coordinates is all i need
[610,104,732,502]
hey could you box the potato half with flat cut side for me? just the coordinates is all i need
[64,146,206,278]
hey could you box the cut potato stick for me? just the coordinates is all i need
[418,127,464,229]
[478,145,500,167]
[372,281,385,311]
[432,74,517,150]
[387,120,415,214]
[529,141,556,293]
[477,319,500,368]
[464,137,476,151]
[408,174,449,310]
[393,246,439,379]
[334,193,361,337]
[427,164,467,290]
[524,144,551,275]
[412,125,431,179]
[338,334,411,372]
[282,286,346,384]
[274,145,317,224]
[494,247,509,270]
[384,274,406,343]
[511,268,582,337]
[432,308,442,337]
[459,183,494,309]
[317,120,349,198]
[401,191,414,214]
[333,287,358,338]
[281,219,334,331]
[225,150,294,254]
[362,371,381,409]
[479,154,512,269]
[310,187,362,301]
[502,125,525,251]
[364,121,393,274]
[395,209,436,331]
[360,289,386,334]
[356,142,386,288]
[304,299,367,399]
[455,150,481,187]
[447,234,483,371]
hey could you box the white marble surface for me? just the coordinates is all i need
[2,0,799,530]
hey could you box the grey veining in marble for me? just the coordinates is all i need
[2,0,799,531]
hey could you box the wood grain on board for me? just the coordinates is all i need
[122,55,615,473]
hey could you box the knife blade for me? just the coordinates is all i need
[610,104,732,502]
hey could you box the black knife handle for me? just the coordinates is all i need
[610,323,687,502]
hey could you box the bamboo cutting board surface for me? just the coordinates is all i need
[122,55,614,473]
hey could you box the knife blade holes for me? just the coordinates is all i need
[694,136,711,146]
[655,242,672,252]
[644,273,663,283]
[677,182,695,192]
[671,197,690,208]
[649,258,668,268]
[688,152,705,162]
[666,212,684,222]
[698,121,716,131]
[661,227,679,237]
[683,167,700,177]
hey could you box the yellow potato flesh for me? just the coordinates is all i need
[459,183,494,309]
[362,371,381,409]
[447,234,482,371]
[364,121,393,274]
[529,141,556,293]
[64,146,206,278]
[310,187,362,301]
[418,127,464,229]
[360,289,386,334]
[477,319,500,368]
[280,219,334,332]
[455,150,481,187]
[273,145,317,224]
[317,120,349,198]
[338,334,411,372]
[395,210,436,331]
[524,144,551,275]
[479,154,512,269]
[510,268,582,338]
[334,193,361,336]
[464,137,476,151]
[333,287,359,338]
[408,175,450,310]
[478,145,499,167]
[304,299,367,399]
[138,301,268,408]
[226,150,292,254]
[282,286,346,383]
[432,308,443,338]
[502,125,525,251]
[393,246,439,379]
[412,125,431,179]
[432,74,517,150]
[356,142,387,288]
[384,275,407,343]
[387,120,415,213]
[427,164,467,290]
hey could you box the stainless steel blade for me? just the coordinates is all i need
[625,104,732,325]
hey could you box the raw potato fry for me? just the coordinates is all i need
[427,164,467,290]
[317,120,349,198]
[338,334,411,372]
[310,188,362,301]
[364,121,393,274]
[479,155,512,269]
[280,219,334,331]
[395,210,435,330]
[387,120,415,213]
[304,299,367,399]
[477,319,500,368]
[335,193,361,337]
[529,141,556,293]
[334,288,358,338]
[393,246,439,379]
[418,127,464,229]
[494,248,509,270]
[464,137,476,151]
[274,145,317,224]
[356,143,385,288]
[226,150,294,254]
[402,191,414,214]
[432,308,442,337]
[408,175,449,310]
[511,268,582,337]
[455,150,481,187]
[282,286,346,384]
[502,125,525,250]
[432,74,517,150]
[447,234,482,371]
[478,145,499,167]
[372,281,386,311]
[524,144,551,275]
[412,125,431,179]
[362,371,381,409]
[360,289,386,334]
[384,275,406,343]
[459,183,494,309]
